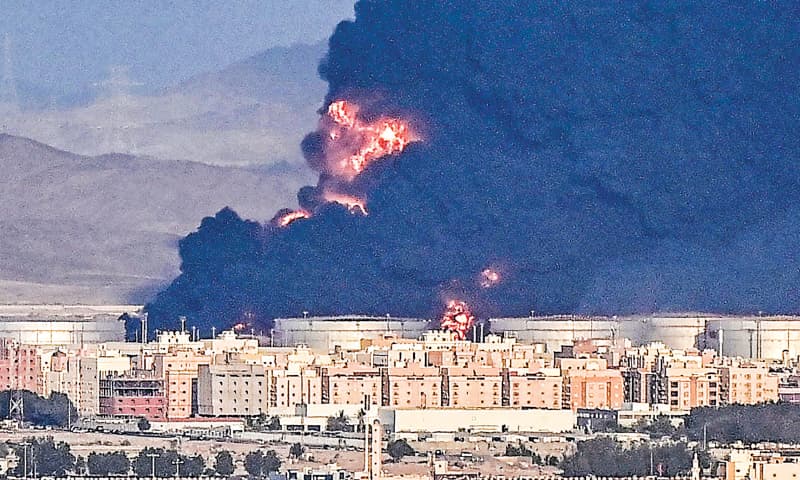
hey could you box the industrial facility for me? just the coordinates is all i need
[0,304,136,346]
[490,313,800,359]
[272,315,430,352]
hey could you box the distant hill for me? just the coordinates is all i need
[2,41,328,167]
[0,134,312,304]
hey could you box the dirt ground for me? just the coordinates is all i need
[0,429,564,477]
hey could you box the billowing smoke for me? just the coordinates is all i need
[145,1,800,335]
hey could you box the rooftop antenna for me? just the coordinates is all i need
[0,33,19,115]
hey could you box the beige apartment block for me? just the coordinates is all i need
[445,366,503,408]
[719,363,779,405]
[154,347,212,418]
[321,364,382,406]
[197,363,271,416]
[271,366,321,408]
[563,368,624,411]
[508,369,563,409]
[386,363,442,408]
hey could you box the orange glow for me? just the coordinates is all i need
[327,100,357,128]
[232,322,247,332]
[440,300,475,340]
[277,209,311,227]
[322,191,368,215]
[480,268,501,288]
[326,99,416,178]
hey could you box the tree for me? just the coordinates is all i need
[387,439,415,462]
[245,450,282,478]
[12,437,75,477]
[245,451,263,478]
[559,437,695,477]
[214,450,235,476]
[181,454,205,477]
[504,442,532,457]
[635,415,677,438]
[88,451,130,476]
[326,410,350,432]
[266,415,281,431]
[0,390,78,427]
[134,447,180,478]
[138,417,152,432]
[74,455,87,476]
[262,450,281,474]
[289,443,305,460]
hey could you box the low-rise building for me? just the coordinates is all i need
[98,372,166,420]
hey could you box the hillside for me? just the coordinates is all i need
[0,134,311,303]
[2,41,328,167]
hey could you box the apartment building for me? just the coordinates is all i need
[507,368,563,409]
[320,364,382,406]
[385,363,441,408]
[719,362,779,405]
[563,368,624,411]
[197,363,271,416]
[98,371,166,420]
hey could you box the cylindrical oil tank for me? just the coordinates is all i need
[0,305,134,346]
[617,314,710,350]
[273,315,431,352]
[705,316,800,359]
[487,316,618,352]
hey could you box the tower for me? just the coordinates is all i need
[363,417,383,480]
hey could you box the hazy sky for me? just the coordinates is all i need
[1,1,354,99]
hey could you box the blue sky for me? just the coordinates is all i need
[1,1,354,98]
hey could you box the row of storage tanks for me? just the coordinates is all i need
[491,314,800,360]
[3,306,800,361]
[273,313,800,360]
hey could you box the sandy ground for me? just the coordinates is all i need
[0,429,566,477]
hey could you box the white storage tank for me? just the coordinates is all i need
[705,315,800,359]
[617,314,710,350]
[488,315,618,352]
[273,315,431,352]
[0,305,136,346]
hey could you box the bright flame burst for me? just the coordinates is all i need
[440,300,475,340]
[480,268,501,288]
[326,100,415,177]
[322,191,369,215]
[277,209,311,228]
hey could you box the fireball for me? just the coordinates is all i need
[276,209,311,227]
[325,99,416,178]
[322,191,369,215]
[479,268,501,288]
[440,300,475,340]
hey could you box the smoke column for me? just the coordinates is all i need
[146,1,800,335]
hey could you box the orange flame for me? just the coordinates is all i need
[322,191,368,215]
[440,300,475,340]
[480,268,501,288]
[326,99,416,178]
[277,209,311,227]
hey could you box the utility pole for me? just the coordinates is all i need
[147,452,159,480]
[173,456,183,480]
[20,441,30,480]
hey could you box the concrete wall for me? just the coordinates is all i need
[379,407,575,433]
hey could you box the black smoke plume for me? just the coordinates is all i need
[145,1,800,335]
